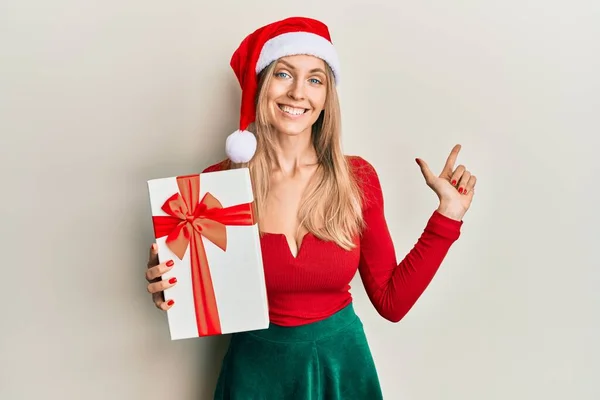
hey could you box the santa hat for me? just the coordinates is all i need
[225,16,341,163]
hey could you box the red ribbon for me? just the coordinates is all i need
[152,174,255,336]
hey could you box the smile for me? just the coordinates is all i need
[278,104,308,116]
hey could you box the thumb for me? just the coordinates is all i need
[415,158,435,184]
[148,242,159,267]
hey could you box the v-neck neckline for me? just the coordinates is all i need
[261,231,313,260]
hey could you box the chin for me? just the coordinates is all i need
[275,123,311,136]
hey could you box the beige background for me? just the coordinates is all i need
[1,1,599,399]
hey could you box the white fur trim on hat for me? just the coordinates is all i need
[225,129,257,163]
[255,32,341,84]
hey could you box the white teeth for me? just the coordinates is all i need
[279,105,306,115]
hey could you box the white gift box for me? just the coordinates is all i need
[147,168,269,340]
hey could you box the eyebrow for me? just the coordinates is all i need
[278,60,326,75]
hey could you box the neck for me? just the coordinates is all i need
[273,128,317,174]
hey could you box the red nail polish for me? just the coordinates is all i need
[451,180,457,186]
[458,187,463,194]
[169,277,177,284]
[167,300,174,306]
[166,260,174,267]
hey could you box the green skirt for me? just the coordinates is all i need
[213,303,383,399]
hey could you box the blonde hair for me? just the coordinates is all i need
[229,60,364,250]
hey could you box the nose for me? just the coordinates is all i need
[287,80,305,101]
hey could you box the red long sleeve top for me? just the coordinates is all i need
[203,155,463,327]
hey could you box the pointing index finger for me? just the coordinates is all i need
[442,144,461,176]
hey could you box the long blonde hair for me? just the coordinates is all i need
[229,59,364,250]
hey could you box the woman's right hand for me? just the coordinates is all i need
[145,243,177,311]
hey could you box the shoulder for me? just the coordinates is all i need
[345,155,384,208]
[346,155,378,178]
[346,155,381,186]
[201,158,231,173]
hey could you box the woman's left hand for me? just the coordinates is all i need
[415,144,477,221]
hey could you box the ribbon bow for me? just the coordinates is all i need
[152,174,255,336]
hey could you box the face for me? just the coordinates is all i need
[265,55,328,137]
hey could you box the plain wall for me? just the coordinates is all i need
[1,0,598,399]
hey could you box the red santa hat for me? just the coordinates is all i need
[225,16,341,163]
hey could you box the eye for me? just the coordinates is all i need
[309,78,323,85]
[275,72,291,79]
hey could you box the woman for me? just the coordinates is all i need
[145,16,476,399]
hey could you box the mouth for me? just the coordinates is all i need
[277,104,309,117]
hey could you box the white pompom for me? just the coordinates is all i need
[225,129,257,163]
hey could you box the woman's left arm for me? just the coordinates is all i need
[355,146,476,322]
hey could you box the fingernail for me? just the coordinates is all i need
[169,277,177,284]
[167,300,174,306]
[166,260,174,267]
[451,180,457,186]
[458,187,464,194]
